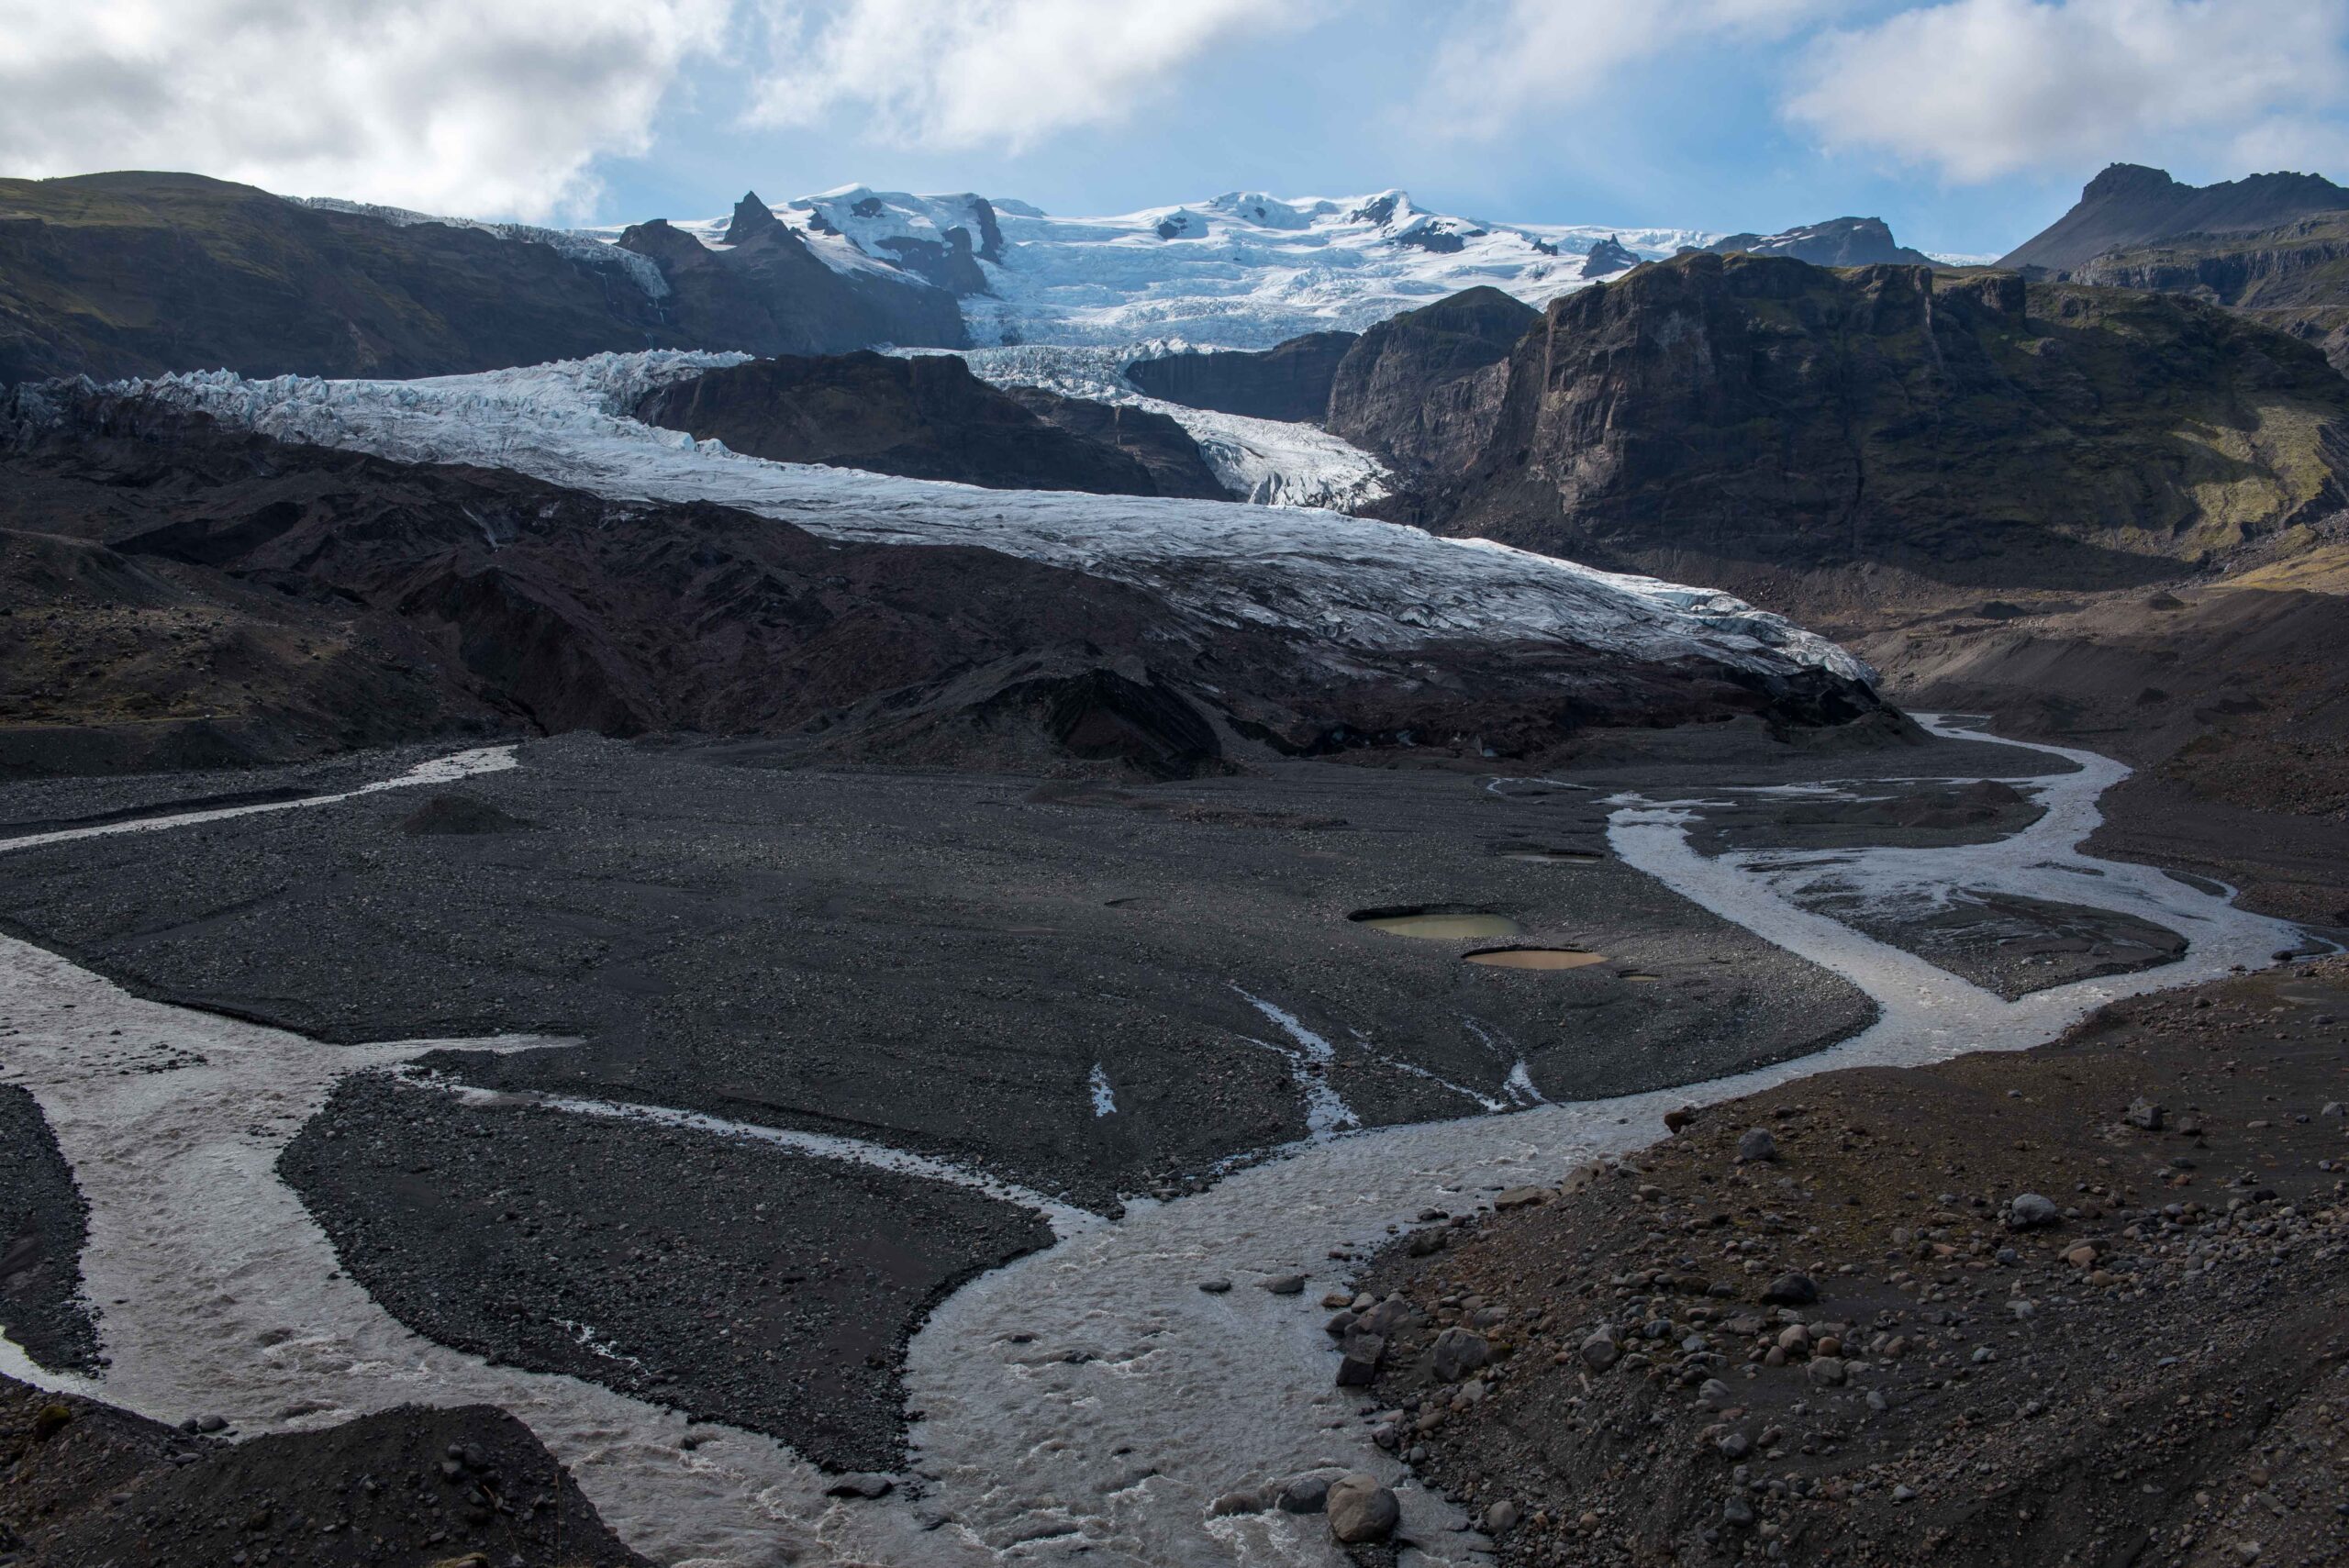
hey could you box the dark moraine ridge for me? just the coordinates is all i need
[281,1074,1053,1472]
[633,350,1199,495]
[0,1373,649,1566]
[1353,959,2349,1567]
[0,1084,97,1373]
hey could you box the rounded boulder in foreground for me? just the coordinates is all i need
[1327,1473,1400,1544]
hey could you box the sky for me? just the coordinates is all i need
[4,0,2347,258]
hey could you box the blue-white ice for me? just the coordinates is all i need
[108,353,1869,686]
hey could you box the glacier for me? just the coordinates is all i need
[113,353,1869,685]
[942,342,1395,511]
[587,187,1717,350]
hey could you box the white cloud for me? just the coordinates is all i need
[746,0,1321,150]
[1421,0,1848,140]
[0,1,730,221]
[1785,0,2349,183]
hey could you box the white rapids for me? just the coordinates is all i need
[0,715,2308,1567]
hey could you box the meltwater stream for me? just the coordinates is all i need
[0,717,2308,1567]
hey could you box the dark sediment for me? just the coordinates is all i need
[0,1373,647,1566]
[1682,779,2044,857]
[0,734,1903,1214]
[0,1085,97,1373]
[1797,888,2188,1001]
[1353,958,2349,1567]
[281,1073,1052,1472]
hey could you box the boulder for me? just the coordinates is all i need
[1326,1473,1400,1544]
[1430,1328,1491,1382]
[2005,1194,2060,1229]
[1335,1332,1386,1387]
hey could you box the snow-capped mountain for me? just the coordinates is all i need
[598,189,1714,350]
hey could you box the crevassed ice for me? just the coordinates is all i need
[944,342,1394,513]
[116,353,1871,684]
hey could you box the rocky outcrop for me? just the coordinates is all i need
[1999,163,2349,272]
[2072,212,2349,306]
[1123,332,1360,423]
[1438,252,2349,593]
[618,192,965,358]
[1580,236,1639,278]
[997,385,1233,498]
[2066,212,2349,375]
[1704,216,1936,268]
[0,172,964,384]
[634,352,1198,495]
[1324,286,1536,481]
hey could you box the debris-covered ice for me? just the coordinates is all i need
[116,353,1872,685]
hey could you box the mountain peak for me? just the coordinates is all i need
[2002,162,2349,271]
[1702,216,1936,268]
[724,191,785,246]
[2080,163,2180,202]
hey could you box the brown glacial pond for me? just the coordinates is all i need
[1463,948,1609,971]
[1351,907,1520,940]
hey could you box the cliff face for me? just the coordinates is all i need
[1122,331,1359,422]
[1999,163,2349,272]
[2068,213,2349,376]
[2072,213,2349,308]
[0,174,964,384]
[1442,252,2349,592]
[1322,286,1536,481]
[634,351,1208,496]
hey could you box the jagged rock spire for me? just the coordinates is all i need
[723,191,785,247]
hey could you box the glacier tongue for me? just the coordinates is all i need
[117,352,1870,684]
[944,342,1395,513]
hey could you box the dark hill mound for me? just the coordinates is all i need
[633,351,1207,495]
[2000,162,2349,272]
[1703,215,1936,267]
